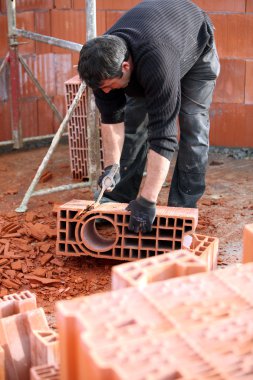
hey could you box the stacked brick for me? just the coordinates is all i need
[184,233,219,270]
[0,290,59,380]
[56,200,198,260]
[56,262,253,380]
[64,76,104,180]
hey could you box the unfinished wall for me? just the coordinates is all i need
[0,0,252,147]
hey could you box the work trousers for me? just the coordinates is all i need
[104,44,220,208]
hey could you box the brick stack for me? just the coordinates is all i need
[0,290,59,380]
[56,262,253,380]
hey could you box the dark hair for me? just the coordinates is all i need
[78,35,129,90]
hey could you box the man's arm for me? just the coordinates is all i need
[101,122,125,166]
[140,149,170,202]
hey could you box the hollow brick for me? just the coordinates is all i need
[243,224,253,263]
[111,249,207,290]
[2,290,37,316]
[30,330,59,367]
[0,307,49,380]
[56,199,198,260]
[30,364,60,380]
[185,233,219,270]
[64,76,104,180]
[56,263,253,380]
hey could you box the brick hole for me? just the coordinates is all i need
[159,229,174,238]
[125,238,139,248]
[131,249,139,258]
[59,243,65,252]
[168,218,175,227]
[184,225,193,232]
[142,240,156,249]
[158,240,173,250]
[174,241,182,250]
[176,218,183,227]
[60,221,66,229]
[60,210,66,218]
[123,249,131,258]
[67,244,76,253]
[59,232,66,240]
[175,230,183,239]
[81,216,118,252]
[148,251,156,257]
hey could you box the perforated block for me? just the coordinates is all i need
[112,249,207,290]
[0,308,49,380]
[31,330,59,367]
[56,199,198,260]
[184,233,219,270]
[64,76,104,180]
[2,290,37,316]
[243,223,253,263]
[56,263,253,380]
[30,364,60,380]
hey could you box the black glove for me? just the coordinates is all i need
[97,165,121,192]
[126,196,156,233]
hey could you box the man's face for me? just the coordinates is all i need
[99,60,131,93]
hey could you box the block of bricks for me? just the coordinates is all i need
[56,199,198,260]
[79,330,223,380]
[64,76,104,180]
[243,223,253,263]
[30,364,60,380]
[0,308,49,380]
[56,263,253,380]
[112,249,207,290]
[183,233,219,270]
[30,330,59,367]
[0,291,36,319]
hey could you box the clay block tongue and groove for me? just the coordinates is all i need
[57,200,198,260]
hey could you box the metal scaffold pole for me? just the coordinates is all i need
[86,0,101,193]
[6,0,22,149]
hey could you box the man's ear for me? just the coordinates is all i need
[122,60,130,74]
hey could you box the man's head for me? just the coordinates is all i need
[78,35,132,92]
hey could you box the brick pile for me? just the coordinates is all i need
[56,263,253,380]
[0,290,59,379]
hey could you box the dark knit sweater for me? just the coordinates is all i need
[94,0,214,160]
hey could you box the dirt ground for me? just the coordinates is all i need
[0,142,252,327]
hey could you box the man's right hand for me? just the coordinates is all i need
[98,164,121,192]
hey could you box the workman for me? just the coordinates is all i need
[78,0,220,233]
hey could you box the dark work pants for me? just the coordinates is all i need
[104,44,220,207]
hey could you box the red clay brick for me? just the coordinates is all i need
[54,0,72,9]
[0,15,8,57]
[57,263,253,380]
[57,200,198,260]
[211,14,253,59]
[97,0,139,11]
[193,0,246,12]
[16,11,36,55]
[112,249,207,290]
[186,233,219,270]
[243,224,253,263]
[213,59,246,104]
[30,364,60,380]
[0,308,49,380]
[210,103,253,147]
[35,11,52,54]
[2,290,37,314]
[51,10,86,54]
[247,0,253,12]
[106,11,125,29]
[245,60,253,103]
[31,330,59,367]
[64,76,104,180]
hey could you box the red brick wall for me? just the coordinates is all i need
[0,0,252,147]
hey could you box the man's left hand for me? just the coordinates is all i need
[126,196,156,233]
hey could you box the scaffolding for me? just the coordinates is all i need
[2,0,101,212]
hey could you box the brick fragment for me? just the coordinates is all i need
[57,200,198,260]
[112,249,207,290]
[243,223,253,263]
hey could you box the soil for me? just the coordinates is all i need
[0,142,252,327]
